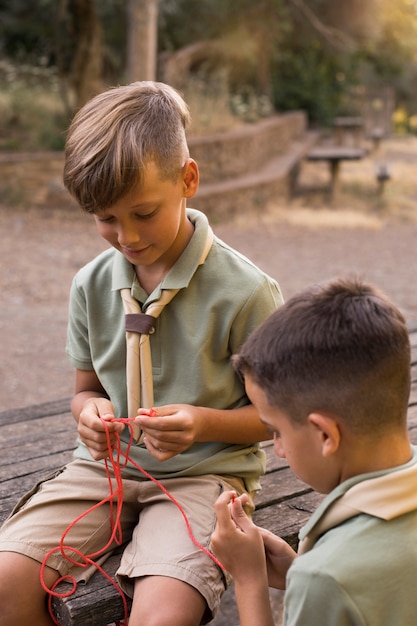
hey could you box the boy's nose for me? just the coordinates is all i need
[273,435,286,459]
[118,224,140,246]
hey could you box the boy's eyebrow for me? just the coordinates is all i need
[259,416,273,430]
[131,198,159,209]
[130,201,159,211]
[97,200,158,216]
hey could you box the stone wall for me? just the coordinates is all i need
[0,151,69,208]
[189,111,306,184]
[0,111,314,220]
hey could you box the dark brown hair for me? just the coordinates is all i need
[234,277,411,435]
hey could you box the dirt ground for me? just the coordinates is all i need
[2,136,417,412]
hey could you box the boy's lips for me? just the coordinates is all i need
[122,245,150,257]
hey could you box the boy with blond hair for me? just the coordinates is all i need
[212,277,417,626]
[0,82,282,626]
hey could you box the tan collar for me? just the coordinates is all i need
[299,461,417,554]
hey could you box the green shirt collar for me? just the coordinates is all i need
[110,208,211,302]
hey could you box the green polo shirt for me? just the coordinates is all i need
[66,209,282,490]
[284,447,417,625]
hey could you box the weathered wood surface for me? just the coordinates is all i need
[1,325,416,626]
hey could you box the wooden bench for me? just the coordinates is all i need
[2,325,417,626]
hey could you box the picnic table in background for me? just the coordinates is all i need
[306,145,367,200]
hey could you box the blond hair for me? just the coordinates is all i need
[63,81,191,212]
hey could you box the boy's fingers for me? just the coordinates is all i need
[99,414,125,433]
[214,491,254,535]
[259,527,277,544]
[230,498,253,533]
[214,491,237,526]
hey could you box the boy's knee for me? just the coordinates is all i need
[0,551,56,626]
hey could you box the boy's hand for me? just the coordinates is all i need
[135,404,201,460]
[259,528,296,590]
[211,491,296,590]
[211,491,267,584]
[77,398,125,460]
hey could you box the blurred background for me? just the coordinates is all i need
[0,0,416,149]
[2,0,417,411]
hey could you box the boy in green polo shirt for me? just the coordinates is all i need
[212,277,417,626]
[0,82,282,626]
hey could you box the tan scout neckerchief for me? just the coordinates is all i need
[298,460,417,554]
[120,227,214,443]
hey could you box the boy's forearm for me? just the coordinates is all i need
[234,578,275,626]
[196,404,272,444]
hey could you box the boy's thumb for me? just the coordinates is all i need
[231,497,253,533]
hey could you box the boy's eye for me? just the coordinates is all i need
[136,208,158,220]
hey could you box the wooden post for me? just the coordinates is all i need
[375,162,391,196]
[329,159,341,200]
[126,0,159,82]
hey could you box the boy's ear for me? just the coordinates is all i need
[308,412,341,458]
[182,158,199,198]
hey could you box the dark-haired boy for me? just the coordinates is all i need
[212,277,417,626]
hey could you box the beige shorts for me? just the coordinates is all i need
[0,459,251,618]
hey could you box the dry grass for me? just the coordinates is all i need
[262,135,417,230]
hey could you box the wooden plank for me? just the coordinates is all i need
[0,446,74,484]
[255,467,311,509]
[253,491,325,550]
[0,412,74,448]
[408,405,417,424]
[0,398,71,425]
[307,146,366,161]
[0,454,71,497]
[0,410,76,525]
[409,389,417,406]
[0,432,75,469]
[0,411,76,520]
[52,554,131,626]
[0,462,74,525]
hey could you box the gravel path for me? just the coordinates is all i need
[2,201,417,412]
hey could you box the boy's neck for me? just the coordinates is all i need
[340,429,412,482]
[135,214,194,295]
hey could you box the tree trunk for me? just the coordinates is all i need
[126,0,159,82]
[69,0,103,108]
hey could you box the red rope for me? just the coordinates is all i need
[40,416,225,626]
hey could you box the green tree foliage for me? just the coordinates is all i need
[159,0,290,97]
[357,0,417,105]
[270,0,417,123]
[158,0,230,50]
[0,0,57,63]
[0,0,125,81]
[1,0,417,123]
[272,42,358,125]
